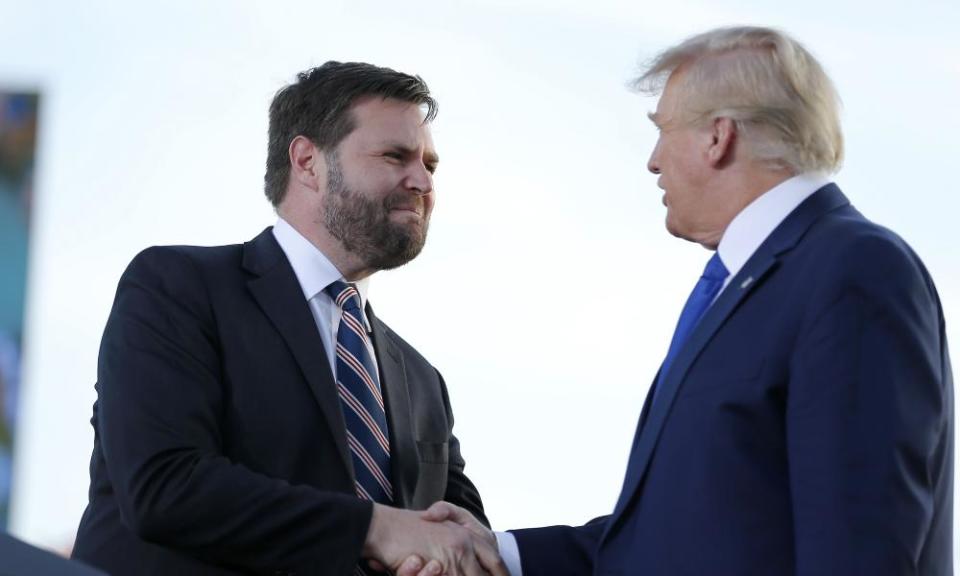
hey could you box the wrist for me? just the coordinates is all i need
[363,503,391,558]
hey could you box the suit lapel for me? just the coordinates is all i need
[636,372,660,430]
[242,228,353,475]
[606,184,851,536]
[367,306,418,508]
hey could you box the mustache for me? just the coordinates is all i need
[382,191,424,213]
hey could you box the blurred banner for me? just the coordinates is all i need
[0,92,38,529]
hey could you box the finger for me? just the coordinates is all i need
[472,540,509,576]
[458,546,492,576]
[426,503,485,539]
[415,559,444,576]
[442,519,495,550]
[394,555,425,576]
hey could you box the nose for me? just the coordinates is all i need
[404,162,434,196]
[647,138,661,175]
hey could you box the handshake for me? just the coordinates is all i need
[362,501,508,576]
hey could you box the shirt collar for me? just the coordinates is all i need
[717,172,831,280]
[271,218,371,311]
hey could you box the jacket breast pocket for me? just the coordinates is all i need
[676,357,766,400]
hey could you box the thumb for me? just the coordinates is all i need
[420,501,458,522]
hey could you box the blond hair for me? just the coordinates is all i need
[634,26,843,174]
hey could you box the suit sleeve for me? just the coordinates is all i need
[97,247,371,576]
[787,234,953,575]
[436,371,490,527]
[510,518,607,576]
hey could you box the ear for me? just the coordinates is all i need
[289,135,324,191]
[707,117,737,167]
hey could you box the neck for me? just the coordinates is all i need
[699,166,795,250]
[278,206,376,282]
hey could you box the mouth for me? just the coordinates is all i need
[386,193,424,215]
[390,206,423,217]
[388,206,426,228]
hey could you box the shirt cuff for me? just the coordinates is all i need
[495,531,523,576]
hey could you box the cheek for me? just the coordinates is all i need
[423,193,436,216]
[421,184,435,204]
[661,141,686,175]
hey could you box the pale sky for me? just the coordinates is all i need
[2,0,958,563]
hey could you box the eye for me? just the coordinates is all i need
[425,163,438,174]
[384,151,403,161]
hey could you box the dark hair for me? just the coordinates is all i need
[264,61,437,206]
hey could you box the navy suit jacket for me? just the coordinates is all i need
[72,228,486,575]
[513,185,953,575]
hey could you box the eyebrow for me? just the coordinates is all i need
[383,141,439,165]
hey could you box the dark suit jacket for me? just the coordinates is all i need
[513,185,953,575]
[72,228,486,575]
[0,533,106,575]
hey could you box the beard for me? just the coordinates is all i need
[321,150,430,271]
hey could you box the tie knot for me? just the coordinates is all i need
[702,253,729,282]
[326,280,362,312]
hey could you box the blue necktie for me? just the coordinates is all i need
[652,253,730,405]
[325,281,394,507]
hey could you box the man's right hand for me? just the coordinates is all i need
[420,502,497,550]
[362,503,507,576]
[394,502,503,576]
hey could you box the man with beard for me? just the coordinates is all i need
[72,62,506,576]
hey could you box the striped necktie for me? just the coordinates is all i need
[325,281,394,506]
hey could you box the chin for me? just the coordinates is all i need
[665,219,696,244]
[664,215,682,238]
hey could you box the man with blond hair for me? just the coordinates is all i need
[409,26,954,576]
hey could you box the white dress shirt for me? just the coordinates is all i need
[495,172,832,576]
[271,218,379,378]
[716,172,830,294]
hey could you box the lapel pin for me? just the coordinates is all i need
[740,276,754,290]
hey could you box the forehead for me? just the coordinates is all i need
[346,97,434,149]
